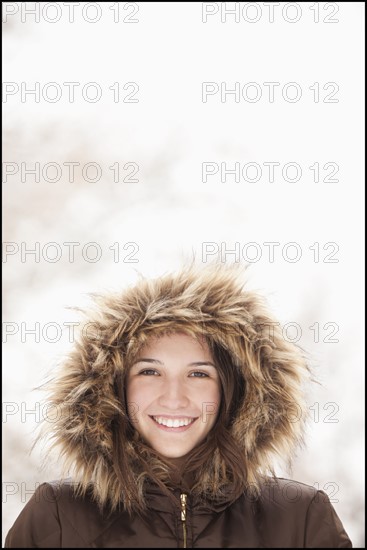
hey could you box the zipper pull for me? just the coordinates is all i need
[180,493,187,521]
[180,493,187,548]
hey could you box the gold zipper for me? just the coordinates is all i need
[180,493,187,548]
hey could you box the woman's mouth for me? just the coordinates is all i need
[150,416,197,431]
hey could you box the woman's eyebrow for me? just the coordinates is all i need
[188,361,217,368]
[132,358,163,365]
[132,359,216,368]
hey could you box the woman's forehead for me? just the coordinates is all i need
[136,331,212,356]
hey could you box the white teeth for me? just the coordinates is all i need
[153,416,194,428]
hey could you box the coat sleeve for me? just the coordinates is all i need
[304,490,352,548]
[5,482,62,548]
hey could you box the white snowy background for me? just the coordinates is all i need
[2,2,364,546]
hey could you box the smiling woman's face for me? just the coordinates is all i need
[126,332,221,461]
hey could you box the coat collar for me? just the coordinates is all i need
[144,479,238,515]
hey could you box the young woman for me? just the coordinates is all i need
[5,264,352,548]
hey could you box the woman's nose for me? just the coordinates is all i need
[157,378,190,409]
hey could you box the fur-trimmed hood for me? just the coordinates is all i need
[39,264,311,512]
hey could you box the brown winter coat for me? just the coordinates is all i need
[5,477,352,548]
[5,265,353,547]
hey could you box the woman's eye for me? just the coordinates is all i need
[189,371,209,378]
[139,369,159,376]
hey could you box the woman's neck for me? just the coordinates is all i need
[166,459,195,491]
